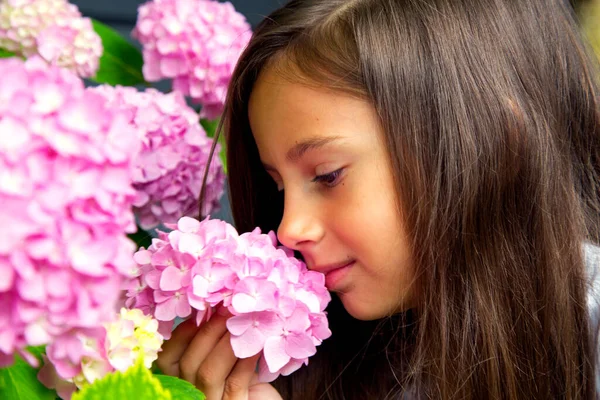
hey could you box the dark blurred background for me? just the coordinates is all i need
[72,0,286,37]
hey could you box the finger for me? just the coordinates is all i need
[179,311,230,384]
[156,318,199,376]
[223,354,261,400]
[195,332,237,399]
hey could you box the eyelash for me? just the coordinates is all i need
[312,168,344,188]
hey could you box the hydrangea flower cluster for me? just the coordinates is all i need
[126,217,332,382]
[132,0,252,119]
[0,57,140,376]
[38,308,164,400]
[0,0,102,78]
[91,85,225,230]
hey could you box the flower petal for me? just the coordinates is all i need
[284,333,316,359]
[263,336,290,373]
[231,292,257,313]
[226,314,251,336]
[230,327,265,358]
[160,266,182,291]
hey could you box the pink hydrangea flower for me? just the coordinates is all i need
[132,0,252,119]
[0,0,103,78]
[126,216,332,381]
[91,85,225,230]
[0,57,140,377]
[127,217,240,337]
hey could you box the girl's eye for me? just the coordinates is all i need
[312,168,344,188]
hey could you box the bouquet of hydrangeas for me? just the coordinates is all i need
[0,1,332,399]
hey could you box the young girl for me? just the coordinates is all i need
[157,0,600,398]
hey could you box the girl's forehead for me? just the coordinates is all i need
[250,62,366,112]
[250,69,374,131]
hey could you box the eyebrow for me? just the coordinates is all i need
[262,136,344,172]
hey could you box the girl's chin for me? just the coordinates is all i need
[338,292,415,321]
[338,293,388,321]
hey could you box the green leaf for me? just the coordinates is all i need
[128,225,153,250]
[90,19,146,86]
[200,118,220,139]
[155,375,206,400]
[200,118,228,174]
[0,347,57,400]
[218,138,227,174]
[72,359,171,400]
[0,48,16,58]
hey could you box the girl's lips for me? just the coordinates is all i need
[311,259,355,274]
[324,261,355,290]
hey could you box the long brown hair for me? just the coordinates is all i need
[202,0,600,398]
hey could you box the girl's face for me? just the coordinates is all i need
[248,67,416,320]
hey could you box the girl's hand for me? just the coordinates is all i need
[156,309,283,400]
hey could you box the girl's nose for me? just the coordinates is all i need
[276,195,325,251]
